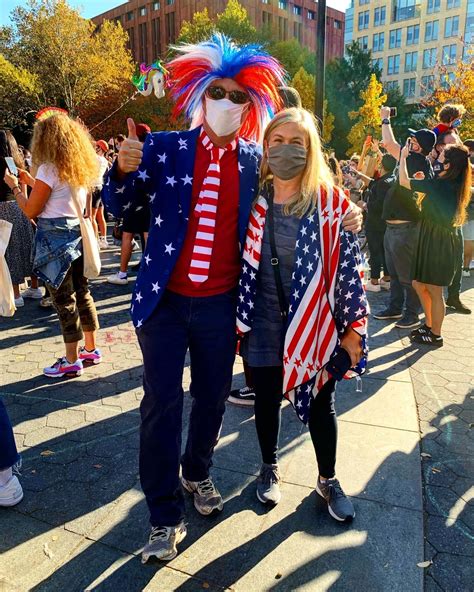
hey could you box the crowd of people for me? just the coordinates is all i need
[0,33,472,565]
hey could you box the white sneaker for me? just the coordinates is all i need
[22,287,44,299]
[0,475,24,507]
[98,237,109,250]
[365,282,381,293]
[107,272,128,285]
[14,296,24,307]
[380,278,391,291]
[462,269,471,277]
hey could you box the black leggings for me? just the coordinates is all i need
[252,366,337,478]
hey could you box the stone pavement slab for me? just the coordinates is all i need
[0,243,440,591]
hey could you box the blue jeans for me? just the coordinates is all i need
[0,399,19,471]
[136,289,237,526]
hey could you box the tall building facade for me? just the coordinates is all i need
[345,0,473,103]
[92,0,345,64]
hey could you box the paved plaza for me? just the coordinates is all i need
[0,245,472,591]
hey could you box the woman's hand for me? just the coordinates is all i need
[342,204,363,233]
[340,327,363,367]
[3,170,19,190]
[400,143,410,160]
[18,168,35,187]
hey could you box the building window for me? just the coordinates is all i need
[114,15,122,24]
[405,51,418,71]
[374,6,386,26]
[406,24,419,44]
[278,0,288,10]
[139,6,146,16]
[393,0,420,22]
[152,17,161,56]
[372,57,384,71]
[262,10,273,25]
[358,36,369,50]
[387,54,400,74]
[278,16,288,39]
[126,10,134,21]
[403,78,416,97]
[425,20,439,41]
[389,28,402,48]
[139,22,147,61]
[420,74,435,96]
[128,26,135,53]
[372,32,385,51]
[442,43,457,64]
[440,71,456,88]
[423,47,437,68]
[358,10,370,30]
[334,19,342,28]
[359,0,370,4]
[427,0,440,13]
[166,0,175,5]
[166,11,175,43]
[152,2,160,10]
[293,5,302,16]
[307,10,315,20]
[293,21,302,42]
[444,16,459,37]
[446,0,460,8]
[261,0,270,3]
[385,80,399,91]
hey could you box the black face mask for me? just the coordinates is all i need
[268,145,307,180]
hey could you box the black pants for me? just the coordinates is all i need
[365,222,388,279]
[252,366,337,478]
[447,227,463,300]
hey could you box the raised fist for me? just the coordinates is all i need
[117,118,144,174]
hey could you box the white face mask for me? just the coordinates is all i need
[204,97,246,137]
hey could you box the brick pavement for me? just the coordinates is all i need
[0,243,472,591]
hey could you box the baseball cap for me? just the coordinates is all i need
[408,128,436,154]
[96,140,109,152]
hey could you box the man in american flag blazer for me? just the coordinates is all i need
[103,35,362,562]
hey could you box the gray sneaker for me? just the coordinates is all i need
[181,477,224,515]
[256,463,281,506]
[141,523,187,563]
[316,476,355,522]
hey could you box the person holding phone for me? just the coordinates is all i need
[399,143,472,346]
[3,112,102,378]
[237,108,368,521]
[0,130,36,308]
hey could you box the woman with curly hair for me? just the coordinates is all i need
[4,113,102,377]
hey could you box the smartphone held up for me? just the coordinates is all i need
[4,157,18,177]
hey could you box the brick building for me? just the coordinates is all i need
[91,0,345,64]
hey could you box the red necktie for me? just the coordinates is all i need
[188,131,237,284]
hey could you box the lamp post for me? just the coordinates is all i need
[315,0,327,136]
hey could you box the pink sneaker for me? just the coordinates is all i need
[43,357,83,378]
[79,347,102,365]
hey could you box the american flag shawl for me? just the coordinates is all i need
[236,184,369,424]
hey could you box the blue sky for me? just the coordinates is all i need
[0,0,351,27]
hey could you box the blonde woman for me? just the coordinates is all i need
[237,108,369,522]
[4,113,102,378]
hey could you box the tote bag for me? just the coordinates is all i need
[70,187,101,279]
[0,219,16,316]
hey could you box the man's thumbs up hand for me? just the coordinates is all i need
[118,118,144,174]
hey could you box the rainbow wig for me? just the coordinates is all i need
[166,33,286,141]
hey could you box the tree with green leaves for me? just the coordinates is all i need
[176,8,214,45]
[0,0,134,119]
[216,0,257,44]
[0,54,41,128]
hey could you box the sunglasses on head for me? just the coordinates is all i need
[206,86,250,105]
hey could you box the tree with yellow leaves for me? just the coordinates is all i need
[177,8,215,45]
[347,73,387,156]
[424,51,474,138]
[291,67,334,144]
[0,54,41,127]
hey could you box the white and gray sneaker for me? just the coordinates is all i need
[181,476,224,515]
[106,272,128,285]
[0,475,24,507]
[256,463,281,506]
[141,523,187,563]
[316,476,355,522]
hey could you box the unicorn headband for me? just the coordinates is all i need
[132,60,169,99]
[166,33,286,142]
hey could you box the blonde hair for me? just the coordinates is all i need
[260,108,335,218]
[30,114,99,190]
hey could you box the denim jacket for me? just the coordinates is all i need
[33,217,82,289]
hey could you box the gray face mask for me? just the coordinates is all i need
[268,144,307,180]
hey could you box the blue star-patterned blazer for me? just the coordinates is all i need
[103,126,262,328]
